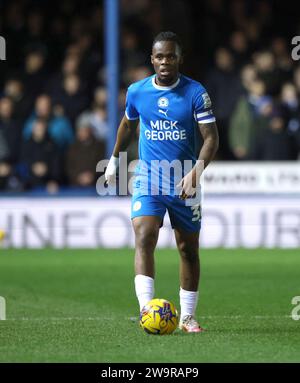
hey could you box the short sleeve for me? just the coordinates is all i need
[193,86,216,124]
[125,86,139,120]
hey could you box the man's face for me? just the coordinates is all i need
[151,41,182,85]
[36,96,51,118]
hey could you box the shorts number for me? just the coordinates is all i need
[191,204,201,222]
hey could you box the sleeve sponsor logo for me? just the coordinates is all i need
[201,92,212,108]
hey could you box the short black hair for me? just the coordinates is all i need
[152,31,182,53]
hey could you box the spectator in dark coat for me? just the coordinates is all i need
[252,50,282,97]
[66,120,105,187]
[52,74,89,126]
[22,47,48,100]
[253,106,299,160]
[21,118,62,190]
[228,30,250,70]
[280,83,300,157]
[45,53,81,99]
[4,78,34,123]
[0,97,22,164]
[0,97,22,190]
[205,47,243,159]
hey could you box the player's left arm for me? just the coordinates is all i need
[178,122,219,199]
[197,121,219,169]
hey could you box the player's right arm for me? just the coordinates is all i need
[105,116,138,185]
[112,116,139,156]
[105,84,139,184]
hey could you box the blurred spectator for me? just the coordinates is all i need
[65,121,105,187]
[76,86,108,143]
[253,106,299,160]
[247,80,273,117]
[293,66,300,95]
[3,78,33,122]
[202,0,228,57]
[0,130,11,189]
[76,33,102,94]
[280,83,300,154]
[0,97,25,191]
[23,46,48,99]
[228,30,249,70]
[0,97,22,165]
[121,28,148,71]
[45,53,81,98]
[52,73,89,125]
[252,50,281,96]
[271,37,294,84]
[93,86,107,107]
[229,0,247,30]
[2,2,27,69]
[23,94,74,149]
[20,118,62,191]
[242,18,261,51]
[281,83,300,119]
[25,9,45,46]
[240,64,257,93]
[205,47,243,159]
[123,65,152,86]
[46,16,69,69]
[229,79,272,160]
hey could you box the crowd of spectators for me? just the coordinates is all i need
[0,0,300,193]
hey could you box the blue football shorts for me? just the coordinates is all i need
[131,194,202,232]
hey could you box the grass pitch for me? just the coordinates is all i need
[0,248,300,362]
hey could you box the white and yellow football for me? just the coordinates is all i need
[139,298,178,335]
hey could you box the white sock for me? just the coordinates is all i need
[179,287,199,320]
[134,274,154,311]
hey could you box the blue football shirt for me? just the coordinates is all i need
[125,74,216,196]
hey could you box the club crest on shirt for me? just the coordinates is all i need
[201,92,212,108]
[133,201,142,211]
[157,97,169,108]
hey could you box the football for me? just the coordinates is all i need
[139,298,179,335]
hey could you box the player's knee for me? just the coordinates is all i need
[135,226,158,250]
[178,242,198,261]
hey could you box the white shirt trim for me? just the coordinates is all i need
[125,110,139,120]
[197,117,216,124]
[196,110,213,118]
[151,76,180,90]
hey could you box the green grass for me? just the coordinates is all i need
[0,248,300,362]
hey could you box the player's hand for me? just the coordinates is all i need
[104,156,119,186]
[176,168,199,200]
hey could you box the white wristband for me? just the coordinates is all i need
[105,156,119,180]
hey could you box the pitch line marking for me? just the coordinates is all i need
[3,315,294,321]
